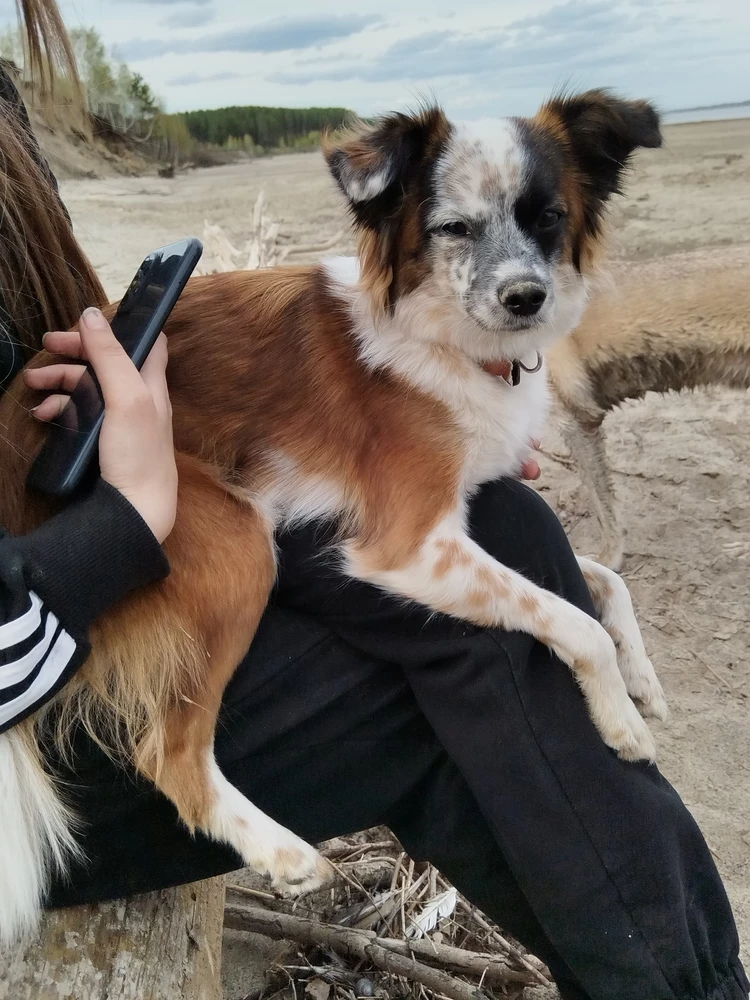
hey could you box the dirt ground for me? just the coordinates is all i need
[59,116,750,994]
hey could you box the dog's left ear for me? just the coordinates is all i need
[541,89,662,202]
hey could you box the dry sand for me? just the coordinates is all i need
[59,117,750,995]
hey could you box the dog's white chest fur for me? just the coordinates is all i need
[448,363,549,487]
[371,337,548,487]
[325,256,549,489]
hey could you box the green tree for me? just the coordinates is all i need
[129,72,160,120]
[68,27,162,134]
[180,104,351,151]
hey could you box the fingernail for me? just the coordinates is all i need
[42,332,49,346]
[82,307,107,328]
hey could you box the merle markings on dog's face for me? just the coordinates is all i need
[427,117,571,336]
[325,91,661,354]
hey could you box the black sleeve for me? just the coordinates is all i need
[0,480,169,734]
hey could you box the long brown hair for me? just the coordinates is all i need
[16,0,81,99]
[1,0,106,361]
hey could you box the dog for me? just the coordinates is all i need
[547,244,750,569]
[0,89,667,945]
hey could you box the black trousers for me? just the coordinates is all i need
[49,480,748,1000]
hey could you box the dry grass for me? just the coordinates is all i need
[225,829,554,1000]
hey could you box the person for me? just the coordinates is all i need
[0,6,176,735]
[0,4,747,998]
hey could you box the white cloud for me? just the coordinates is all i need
[52,0,750,117]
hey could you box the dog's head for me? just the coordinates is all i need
[324,90,661,358]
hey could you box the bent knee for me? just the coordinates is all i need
[467,479,588,604]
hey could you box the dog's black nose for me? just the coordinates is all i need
[500,282,547,317]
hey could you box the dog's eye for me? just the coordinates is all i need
[441,221,471,237]
[537,209,563,230]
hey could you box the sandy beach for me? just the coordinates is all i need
[59,116,750,995]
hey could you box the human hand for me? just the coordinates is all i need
[521,439,541,481]
[25,307,178,543]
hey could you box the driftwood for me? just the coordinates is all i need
[285,229,345,256]
[201,190,346,274]
[244,190,286,269]
[202,219,242,273]
[0,877,226,1000]
[224,899,540,999]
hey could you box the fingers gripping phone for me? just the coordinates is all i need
[27,238,203,497]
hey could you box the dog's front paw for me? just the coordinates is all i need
[628,666,668,722]
[581,648,658,763]
[596,692,657,763]
[612,628,668,722]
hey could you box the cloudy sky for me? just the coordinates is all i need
[27,0,750,117]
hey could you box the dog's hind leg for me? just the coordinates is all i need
[103,457,332,895]
[152,690,333,894]
[577,556,667,722]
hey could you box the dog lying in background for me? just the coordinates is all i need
[547,244,750,569]
[0,89,666,945]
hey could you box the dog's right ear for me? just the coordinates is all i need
[323,109,450,226]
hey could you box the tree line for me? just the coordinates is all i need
[180,105,351,153]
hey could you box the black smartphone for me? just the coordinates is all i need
[27,237,203,497]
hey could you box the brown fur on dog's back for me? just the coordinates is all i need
[155,268,463,562]
[85,456,275,805]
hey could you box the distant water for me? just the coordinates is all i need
[663,102,750,125]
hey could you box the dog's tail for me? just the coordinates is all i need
[0,727,80,945]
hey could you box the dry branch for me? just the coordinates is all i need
[285,230,345,256]
[455,896,552,986]
[225,835,553,997]
[224,900,538,996]
[202,220,241,272]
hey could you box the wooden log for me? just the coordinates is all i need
[0,877,225,1000]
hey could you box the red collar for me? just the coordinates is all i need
[482,359,514,382]
[481,353,543,386]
